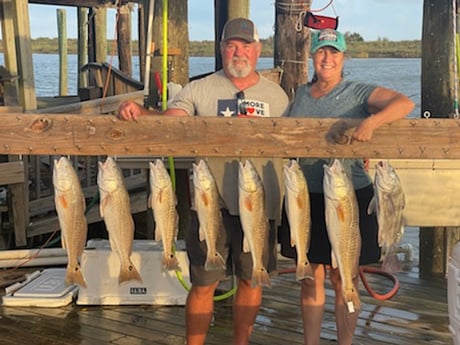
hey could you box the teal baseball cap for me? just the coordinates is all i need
[310,29,347,54]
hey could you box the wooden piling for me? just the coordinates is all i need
[57,8,68,96]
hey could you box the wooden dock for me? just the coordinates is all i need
[0,246,453,345]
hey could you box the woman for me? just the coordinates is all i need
[284,29,415,345]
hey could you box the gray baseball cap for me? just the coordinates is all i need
[221,18,260,43]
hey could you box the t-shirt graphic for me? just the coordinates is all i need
[218,98,271,117]
[218,99,238,117]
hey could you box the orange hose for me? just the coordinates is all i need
[278,264,400,301]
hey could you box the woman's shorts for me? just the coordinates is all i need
[279,184,381,265]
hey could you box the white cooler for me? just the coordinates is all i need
[448,241,460,345]
[77,239,190,305]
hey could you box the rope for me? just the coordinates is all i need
[310,0,334,13]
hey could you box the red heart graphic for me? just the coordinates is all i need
[247,107,255,114]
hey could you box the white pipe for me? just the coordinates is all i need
[143,0,155,99]
[0,248,68,268]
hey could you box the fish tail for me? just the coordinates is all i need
[296,260,314,281]
[251,267,272,288]
[66,264,87,288]
[118,261,143,284]
[162,253,181,272]
[381,252,402,273]
[344,288,361,313]
[204,252,226,271]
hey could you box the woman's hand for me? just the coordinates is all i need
[352,116,376,142]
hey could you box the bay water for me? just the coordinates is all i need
[0,53,422,119]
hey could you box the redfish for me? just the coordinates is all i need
[192,159,226,271]
[238,159,271,288]
[283,159,313,281]
[149,159,180,271]
[97,156,142,284]
[53,156,88,287]
[368,160,406,273]
[323,159,361,313]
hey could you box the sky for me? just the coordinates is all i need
[24,0,423,42]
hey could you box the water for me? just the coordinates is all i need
[0,54,421,118]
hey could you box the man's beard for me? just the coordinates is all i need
[226,58,252,78]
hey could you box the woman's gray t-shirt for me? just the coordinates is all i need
[288,80,377,193]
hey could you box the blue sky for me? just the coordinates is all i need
[25,0,422,42]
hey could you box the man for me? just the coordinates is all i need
[119,18,289,345]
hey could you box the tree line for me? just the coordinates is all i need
[0,35,421,58]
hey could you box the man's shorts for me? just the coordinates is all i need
[186,208,278,286]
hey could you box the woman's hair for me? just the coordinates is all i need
[308,71,344,85]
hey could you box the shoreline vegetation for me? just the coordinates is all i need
[0,35,421,58]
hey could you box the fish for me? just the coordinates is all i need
[192,159,226,271]
[283,159,314,281]
[97,156,142,284]
[238,159,271,288]
[368,160,406,273]
[149,159,181,271]
[53,156,88,288]
[323,159,361,313]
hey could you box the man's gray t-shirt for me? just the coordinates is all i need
[169,70,290,222]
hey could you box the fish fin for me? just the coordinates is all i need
[296,260,314,281]
[344,287,361,313]
[381,252,402,273]
[367,196,376,215]
[57,194,68,209]
[154,225,162,241]
[198,225,206,242]
[243,236,251,253]
[336,204,345,222]
[65,264,87,288]
[251,267,272,288]
[331,252,338,269]
[162,252,181,272]
[200,191,209,207]
[118,260,143,285]
[204,252,226,271]
[157,189,164,204]
[243,196,253,212]
[296,194,305,209]
[99,194,110,218]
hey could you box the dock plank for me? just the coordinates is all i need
[0,256,454,345]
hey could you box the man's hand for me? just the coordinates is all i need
[118,101,144,121]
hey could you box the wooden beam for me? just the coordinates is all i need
[0,161,25,185]
[0,114,459,159]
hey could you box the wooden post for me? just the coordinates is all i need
[228,0,249,19]
[57,9,68,96]
[94,7,107,63]
[77,7,88,89]
[274,0,309,100]
[117,4,133,77]
[11,0,36,110]
[214,0,250,73]
[420,0,460,278]
[152,0,189,88]
[2,0,30,246]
